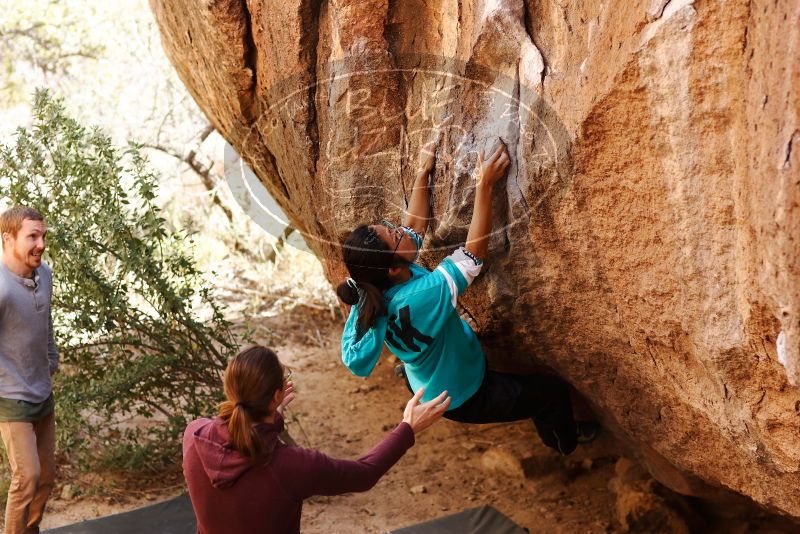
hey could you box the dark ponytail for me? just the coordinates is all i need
[337,224,408,331]
[336,279,360,306]
[219,345,284,465]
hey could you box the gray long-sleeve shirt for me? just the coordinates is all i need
[0,261,59,403]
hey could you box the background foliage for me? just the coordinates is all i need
[0,0,336,510]
[0,0,102,108]
[0,90,240,473]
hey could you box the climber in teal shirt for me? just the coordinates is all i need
[341,224,486,410]
[337,138,598,455]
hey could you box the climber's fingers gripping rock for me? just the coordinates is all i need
[477,140,510,188]
[419,140,438,174]
[419,116,453,174]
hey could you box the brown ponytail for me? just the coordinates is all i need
[218,345,284,465]
[337,224,409,332]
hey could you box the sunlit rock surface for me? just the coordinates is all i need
[150,0,800,516]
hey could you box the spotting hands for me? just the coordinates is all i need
[277,381,296,415]
[476,140,510,189]
[402,388,451,434]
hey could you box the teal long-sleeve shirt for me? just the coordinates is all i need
[341,228,485,410]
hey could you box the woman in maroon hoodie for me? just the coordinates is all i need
[183,344,451,534]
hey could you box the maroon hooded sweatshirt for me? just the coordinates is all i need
[182,412,415,534]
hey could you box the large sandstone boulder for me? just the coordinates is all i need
[150,0,800,516]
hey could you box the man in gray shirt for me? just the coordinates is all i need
[0,206,58,534]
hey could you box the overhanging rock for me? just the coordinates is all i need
[150,0,800,516]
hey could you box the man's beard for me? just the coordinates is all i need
[16,248,42,267]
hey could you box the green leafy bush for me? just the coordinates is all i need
[0,90,240,473]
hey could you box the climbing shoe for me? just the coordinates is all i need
[576,421,600,444]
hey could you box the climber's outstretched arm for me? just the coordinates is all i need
[465,141,510,260]
[403,140,437,234]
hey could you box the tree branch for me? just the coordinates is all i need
[143,125,296,263]
[143,133,235,222]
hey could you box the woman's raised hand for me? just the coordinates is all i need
[402,388,451,434]
[277,381,296,415]
[476,140,510,189]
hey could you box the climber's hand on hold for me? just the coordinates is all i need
[405,123,452,231]
[477,140,510,190]
[465,139,507,259]
[418,115,452,174]
[419,139,438,174]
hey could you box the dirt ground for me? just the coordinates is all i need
[36,305,623,533]
[28,305,800,533]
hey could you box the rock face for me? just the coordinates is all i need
[150,0,800,516]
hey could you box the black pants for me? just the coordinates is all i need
[408,370,579,455]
